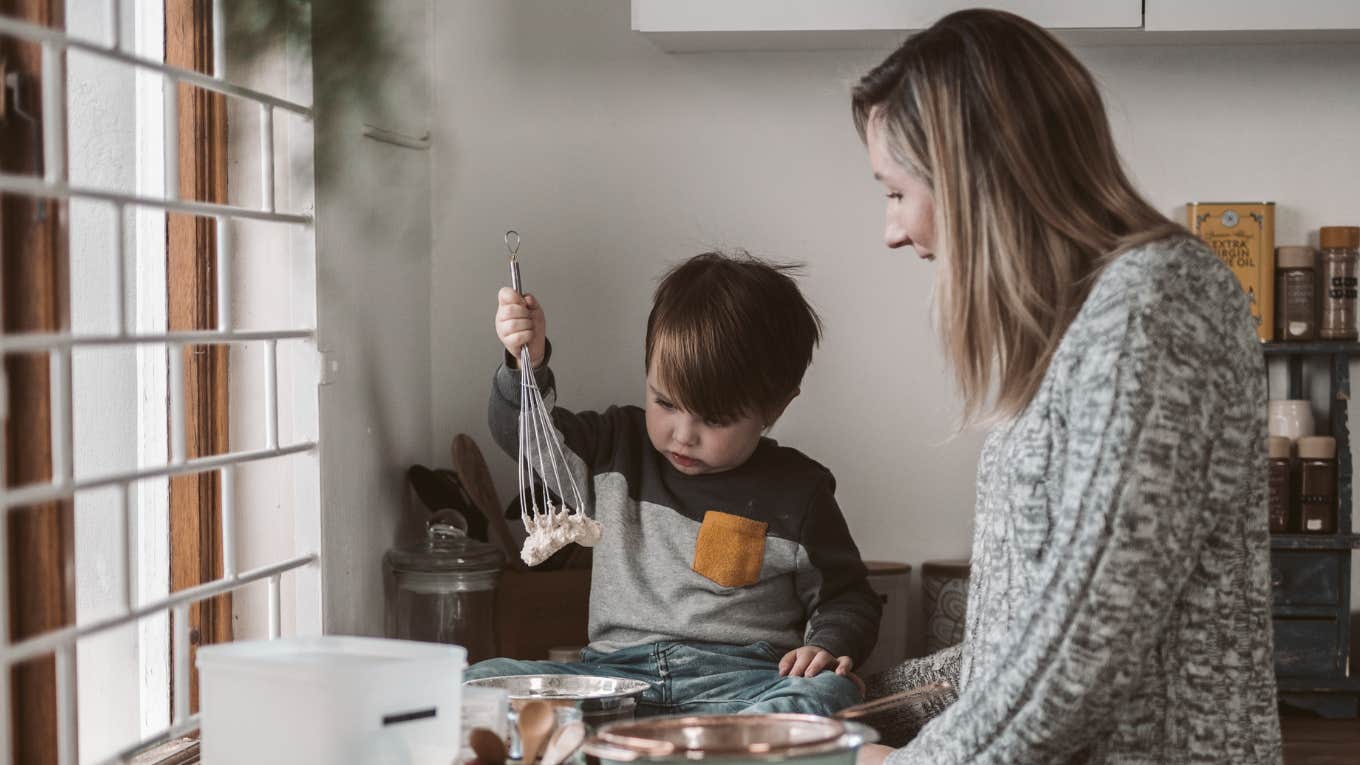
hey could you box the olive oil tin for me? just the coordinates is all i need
[1187,202,1276,341]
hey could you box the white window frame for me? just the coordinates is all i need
[0,1,322,762]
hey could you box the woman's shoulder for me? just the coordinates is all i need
[1090,234,1236,310]
[1077,234,1252,342]
[1056,234,1263,385]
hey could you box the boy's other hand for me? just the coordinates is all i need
[495,287,547,368]
[778,645,856,687]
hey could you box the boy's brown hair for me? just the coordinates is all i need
[645,251,822,424]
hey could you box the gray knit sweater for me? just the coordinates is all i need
[867,236,1282,763]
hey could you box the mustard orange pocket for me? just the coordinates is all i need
[692,510,767,588]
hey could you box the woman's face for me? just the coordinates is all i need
[866,118,936,259]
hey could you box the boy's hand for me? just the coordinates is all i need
[779,645,860,692]
[495,287,547,368]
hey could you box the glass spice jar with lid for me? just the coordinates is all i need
[1275,246,1317,341]
[1319,226,1360,341]
[1297,435,1338,534]
[1266,435,1293,533]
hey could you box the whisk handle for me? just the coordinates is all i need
[510,259,523,294]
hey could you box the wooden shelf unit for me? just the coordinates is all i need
[1262,342,1358,718]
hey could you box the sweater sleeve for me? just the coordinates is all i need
[860,647,963,747]
[796,475,883,666]
[487,346,631,516]
[889,273,1244,763]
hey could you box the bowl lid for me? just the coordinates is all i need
[587,714,848,760]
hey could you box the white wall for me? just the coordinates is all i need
[311,0,435,636]
[428,1,1360,655]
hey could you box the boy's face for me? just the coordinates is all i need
[644,360,767,476]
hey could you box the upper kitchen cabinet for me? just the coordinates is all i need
[634,1,1360,51]
[1145,0,1360,33]
[632,0,1142,51]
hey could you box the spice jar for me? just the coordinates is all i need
[1275,246,1317,341]
[1319,226,1360,340]
[1297,436,1338,534]
[1266,436,1292,533]
[384,521,504,662]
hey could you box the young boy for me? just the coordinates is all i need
[466,252,880,716]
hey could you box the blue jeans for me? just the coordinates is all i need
[464,641,861,716]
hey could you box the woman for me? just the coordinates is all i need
[851,10,1281,764]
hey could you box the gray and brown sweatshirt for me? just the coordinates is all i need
[489,359,881,665]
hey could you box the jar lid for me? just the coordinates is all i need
[1266,436,1292,459]
[385,523,505,573]
[1319,226,1360,250]
[922,559,971,577]
[1276,246,1315,269]
[1297,436,1337,460]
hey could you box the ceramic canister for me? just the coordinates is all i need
[1267,400,1315,442]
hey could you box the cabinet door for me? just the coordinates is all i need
[1274,618,1343,676]
[633,1,1143,34]
[1271,551,1343,607]
[1146,0,1360,31]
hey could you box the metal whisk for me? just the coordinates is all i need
[505,231,603,566]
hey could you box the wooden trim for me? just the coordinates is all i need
[1,0,72,762]
[165,0,230,716]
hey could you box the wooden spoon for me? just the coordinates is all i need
[517,701,555,764]
[451,433,524,569]
[469,727,508,765]
[539,720,585,765]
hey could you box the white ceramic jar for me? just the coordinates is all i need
[1267,400,1315,442]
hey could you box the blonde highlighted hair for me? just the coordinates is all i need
[852,9,1184,425]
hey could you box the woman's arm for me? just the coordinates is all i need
[858,646,963,747]
[865,644,963,696]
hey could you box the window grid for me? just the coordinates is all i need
[0,3,321,763]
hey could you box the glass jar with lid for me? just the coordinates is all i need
[1319,226,1360,340]
[1275,246,1316,341]
[384,520,504,663]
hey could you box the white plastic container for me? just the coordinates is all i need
[197,635,465,765]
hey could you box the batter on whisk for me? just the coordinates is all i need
[470,250,881,717]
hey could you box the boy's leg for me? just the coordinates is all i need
[579,644,667,713]
[660,642,861,717]
[464,657,596,681]
[739,671,861,716]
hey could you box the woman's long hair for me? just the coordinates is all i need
[852,9,1183,425]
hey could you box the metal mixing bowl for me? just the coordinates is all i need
[583,714,877,765]
[465,674,650,712]
[464,675,653,760]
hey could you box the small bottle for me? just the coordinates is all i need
[1275,246,1317,341]
[1266,436,1292,533]
[1297,436,1338,534]
[1318,226,1360,341]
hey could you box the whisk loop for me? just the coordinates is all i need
[506,231,603,565]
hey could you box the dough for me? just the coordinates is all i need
[521,504,603,566]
